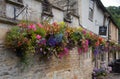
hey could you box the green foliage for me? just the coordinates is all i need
[70,31,83,42]
[5,26,21,48]
[107,6,120,27]
[35,26,46,37]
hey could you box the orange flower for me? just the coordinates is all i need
[18,41,22,47]
[99,37,103,43]
[95,41,100,46]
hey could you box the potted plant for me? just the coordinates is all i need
[93,68,108,79]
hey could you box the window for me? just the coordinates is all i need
[41,0,53,17]
[89,0,94,21]
[51,0,78,23]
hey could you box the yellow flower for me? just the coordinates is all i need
[59,21,65,28]
[77,27,83,31]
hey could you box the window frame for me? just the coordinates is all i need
[88,0,95,21]
[5,0,24,7]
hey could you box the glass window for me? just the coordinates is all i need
[89,0,94,21]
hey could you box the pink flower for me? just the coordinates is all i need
[37,23,43,28]
[28,24,36,31]
[36,35,42,40]
[78,48,82,54]
[64,47,69,55]
[82,30,86,35]
[18,24,22,27]
[90,32,93,36]
[58,47,69,59]
[52,22,58,26]
[85,40,89,46]
[58,52,64,59]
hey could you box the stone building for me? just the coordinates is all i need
[0,0,119,79]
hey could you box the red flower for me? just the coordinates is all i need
[52,22,58,27]
[95,41,100,46]
[99,37,103,43]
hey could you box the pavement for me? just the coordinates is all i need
[107,73,120,79]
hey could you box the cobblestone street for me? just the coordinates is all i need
[107,73,120,79]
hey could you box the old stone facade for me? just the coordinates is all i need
[0,0,119,79]
[0,0,93,79]
[0,46,93,79]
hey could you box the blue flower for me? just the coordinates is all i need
[47,36,57,47]
[55,33,63,44]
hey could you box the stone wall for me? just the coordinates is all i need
[0,0,6,17]
[0,46,94,79]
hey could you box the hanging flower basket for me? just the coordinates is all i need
[5,21,120,66]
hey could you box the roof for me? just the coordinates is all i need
[96,0,119,29]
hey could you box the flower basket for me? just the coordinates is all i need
[5,21,120,67]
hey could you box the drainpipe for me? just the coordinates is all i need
[108,19,110,63]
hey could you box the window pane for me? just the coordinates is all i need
[89,0,94,9]
[89,8,93,20]
[89,0,94,20]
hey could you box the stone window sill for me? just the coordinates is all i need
[5,0,24,7]
[0,17,19,25]
[88,17,93,22]
[42,11,53,17]
[71,13,79,18]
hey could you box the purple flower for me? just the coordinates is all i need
[94,47,99,56]
[39,38,46,45]
[47,36,57,47]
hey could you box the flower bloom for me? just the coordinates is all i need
[28,24,36,31]
[37,23,43,28]
[64,47,69,55]
[52,22,58,26]
[47,36,57,47]
[82,30,87,35]
[58,47,69,59]
[36,35,42,40]
[38,38,46,45]
[58,52,64,59]
[95,41,100,46]
[78,48,82,54]
[99,37,103,43]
